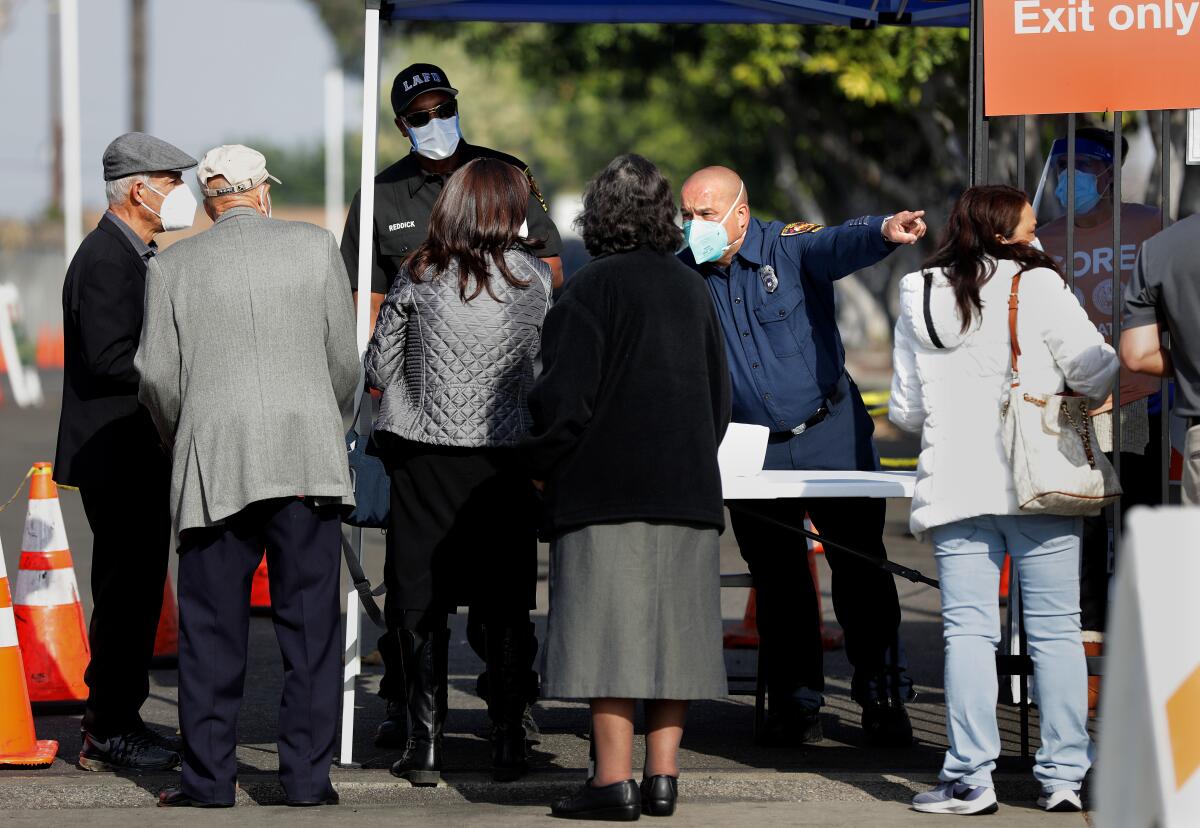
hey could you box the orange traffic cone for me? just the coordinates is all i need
[152,577,179,666]
[805,519,844,652]
[723,516,844,653]
[250,555,271,613]
[723,589,759,649]
[0,534,58,767]
[13,463,90,707]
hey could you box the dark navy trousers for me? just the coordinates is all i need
[177,498,341,805]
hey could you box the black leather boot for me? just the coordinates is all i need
[390,629,448,786]
[484,624,529,782]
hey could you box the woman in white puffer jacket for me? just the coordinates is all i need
[890,186,1117,816]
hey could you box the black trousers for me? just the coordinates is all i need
[377,439,537,700]
[727,497,910,709]
[177,498,340,805]
[1080,412,1163,634]
[79,458,172,739]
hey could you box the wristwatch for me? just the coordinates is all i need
[881,214,895,240]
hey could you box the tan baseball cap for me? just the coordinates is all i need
[196,144,281,197]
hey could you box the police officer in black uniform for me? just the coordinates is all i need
[679,166,926,747]
[341,63,562,750]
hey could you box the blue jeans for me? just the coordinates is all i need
[931,514,1093,792]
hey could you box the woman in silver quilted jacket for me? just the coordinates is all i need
[364,158,553,787]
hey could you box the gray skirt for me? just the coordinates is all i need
[542,521,728,701]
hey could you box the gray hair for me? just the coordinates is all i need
[104,173,149,207]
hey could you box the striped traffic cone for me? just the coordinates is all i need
[13,463,90,707]
[0,534,58,767]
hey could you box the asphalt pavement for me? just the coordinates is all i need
[0,371,1091,824]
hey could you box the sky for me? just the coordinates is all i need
[0,0,361,218]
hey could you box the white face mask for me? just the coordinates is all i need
[259,185,272,219]
[1029,236,1044,252]
[142,182,197,232]
[408,114,462,161]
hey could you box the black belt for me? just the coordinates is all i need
[767,378,848,443]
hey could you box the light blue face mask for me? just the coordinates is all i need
[1055,169,1104,215]
[684,182,745,264]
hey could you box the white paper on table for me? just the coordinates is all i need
[718,423,769,480]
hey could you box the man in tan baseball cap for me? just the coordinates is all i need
[140,140,357,808]
[196,144,282,219]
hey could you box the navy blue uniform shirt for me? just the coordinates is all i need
[682,215,896,471]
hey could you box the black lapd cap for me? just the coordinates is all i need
[390,63,458,117]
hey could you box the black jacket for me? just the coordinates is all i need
[524,247,732,533]
[54,215,162,488]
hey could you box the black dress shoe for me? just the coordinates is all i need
[79,729,181,773]
[158,787,233,808]
[640,775,678,817]
[861,698,913,747]
[551,779,641,821]
[285,790,340,807]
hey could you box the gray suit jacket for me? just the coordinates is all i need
[136,207,359,536]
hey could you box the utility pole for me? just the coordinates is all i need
[49,0,63,216]
[130,0,146,132]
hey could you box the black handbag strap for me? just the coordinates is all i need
[923,271,946,350]
[341,532,385,627]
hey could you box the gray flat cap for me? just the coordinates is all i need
[102,132,197,181]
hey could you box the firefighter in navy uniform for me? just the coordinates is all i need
[679,166,926,746]
[341,63,563,750]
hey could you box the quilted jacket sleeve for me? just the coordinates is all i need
[889,292,926,434]
[1029,269,1118,407]
[364,272,409,392]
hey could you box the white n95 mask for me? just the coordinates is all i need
[142,183,197,232]
[409,114,462,161]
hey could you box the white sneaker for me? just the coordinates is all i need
[1037,789,1083,812]
[912,781,999,815]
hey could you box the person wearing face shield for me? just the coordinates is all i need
[340,62,560,753]
[678,166,927,749]
[137,145,359,807]
[1035,127,1164,718]
[54,132,197,774]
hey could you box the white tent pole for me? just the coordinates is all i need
[58,0,82,265]
[324,68,346,240]
[338,0,381,769]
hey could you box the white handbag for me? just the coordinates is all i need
[999,272,1122,515]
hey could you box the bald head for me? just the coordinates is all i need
[680,166,750,266]
[681,166,747,213]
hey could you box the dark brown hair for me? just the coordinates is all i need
[407,158,536,302]
[923,185,1063,333]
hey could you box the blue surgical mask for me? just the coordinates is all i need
[684,182,745,264]
[1054,170,1103,215]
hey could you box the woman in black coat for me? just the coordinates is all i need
[524,154,732,821]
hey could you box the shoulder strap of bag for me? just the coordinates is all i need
[341,532,385,627]
[1008,272,1023,387]
[923,271,946,350]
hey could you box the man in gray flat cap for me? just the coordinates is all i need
[138,145,358,808]
[54,132,198,773]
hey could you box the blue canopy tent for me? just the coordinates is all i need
[340,0,977,765]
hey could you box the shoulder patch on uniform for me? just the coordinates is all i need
[524,167,549,214]
[781,221,823,236]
